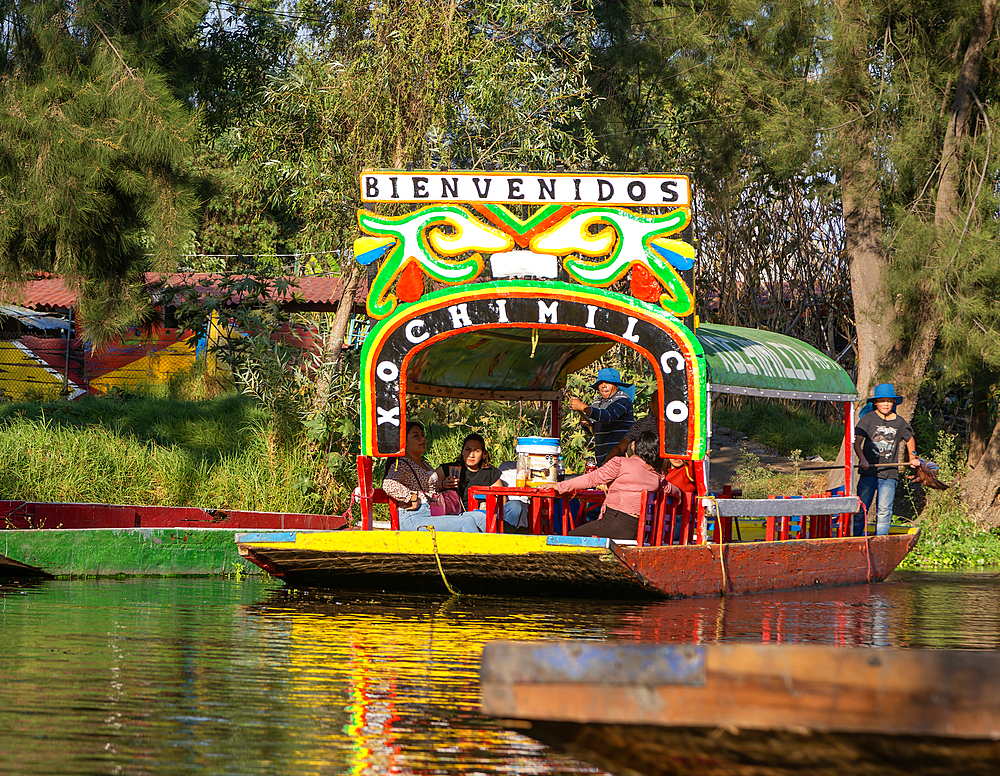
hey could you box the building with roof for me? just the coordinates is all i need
[0,273,367,400]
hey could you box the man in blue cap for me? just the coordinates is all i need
[853,383,918,536]
[568,367,635,465]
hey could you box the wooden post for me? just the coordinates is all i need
[551,397,561,438]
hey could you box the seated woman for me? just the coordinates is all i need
[381,422,480,533]
[437,433,525,532]
[556,430,681,540]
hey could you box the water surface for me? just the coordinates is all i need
[2,570,999,775]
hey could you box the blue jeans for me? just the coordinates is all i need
[468,501,529,532]
[854,476,897,537]
[398,502,481,533]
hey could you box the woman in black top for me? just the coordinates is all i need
[436,433,502,507]
[436,433,531,531]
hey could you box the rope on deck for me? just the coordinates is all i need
[420,526,462,596]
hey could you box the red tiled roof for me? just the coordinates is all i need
[8,273,368,313]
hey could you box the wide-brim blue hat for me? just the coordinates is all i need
[869,383,903,405]
[860,383,903,417]
[592,367,630,390]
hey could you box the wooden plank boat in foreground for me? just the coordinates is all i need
[480,641,1000,775]
[235,528,919,598]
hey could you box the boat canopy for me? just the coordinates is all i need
[696,323,857,402]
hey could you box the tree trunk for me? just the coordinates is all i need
[892,0,998,420]
[963,414,1000,527]
[827,0,897,490]
[935,0,998,230]
[968,367,996,468]
[327,259,364,370]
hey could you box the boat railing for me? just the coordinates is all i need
[638,490,697,547]
[704,494,861,542]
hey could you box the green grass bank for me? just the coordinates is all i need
[0,393,344,514]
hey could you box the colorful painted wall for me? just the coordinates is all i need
[0,327,202,400]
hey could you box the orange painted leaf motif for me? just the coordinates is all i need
[630,263,661,303]
[396,261,424,303]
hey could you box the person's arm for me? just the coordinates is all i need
[555,457,622,494]
[906,435,918,467]
[853,432,869,470]
[663,480,682,499]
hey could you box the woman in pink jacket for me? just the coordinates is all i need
[557,430,680,540]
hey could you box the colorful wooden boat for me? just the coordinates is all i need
[480,640,1000,775]
[6,169,918,586]
[0,500,346,576]
[236,527,918,598]
[233,168,919,596]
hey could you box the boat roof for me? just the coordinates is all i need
[383,317,856,403]
[697,323,857,402]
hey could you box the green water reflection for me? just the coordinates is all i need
[2,570,999,776]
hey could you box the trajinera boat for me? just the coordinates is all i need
[235,169,919,598]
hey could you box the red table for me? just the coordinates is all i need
[468,486,606,534]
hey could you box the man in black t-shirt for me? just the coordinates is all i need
[853,383,917,536]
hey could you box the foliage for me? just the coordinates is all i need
[234,0,602,265]
[714,400,843,460]
[186,0,296,133]
[0,0,205,343]
[0,392,343,514]
[169,270,302,372]
[900,507,1000,569]
[731,449,829,500]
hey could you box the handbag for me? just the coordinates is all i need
[401,459,463,516]
[436,488,464,516]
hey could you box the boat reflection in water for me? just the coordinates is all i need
[243,569,1000,775]
[3,572,999,776]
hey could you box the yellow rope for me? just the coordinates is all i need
[421,526,462,596]
[703,495,727,595]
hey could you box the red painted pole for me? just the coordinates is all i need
[357,455,374,531]
[843,401,852,496]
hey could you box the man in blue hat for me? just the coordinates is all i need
[853,383,918,536]
[568,367,635,465]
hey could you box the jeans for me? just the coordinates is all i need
[398,502,481,533]
[854,475,897,537]
[467,500,529,533]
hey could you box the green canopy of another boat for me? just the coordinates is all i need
[694,323,857,402]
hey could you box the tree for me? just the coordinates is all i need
[235,0,601,366]
[0,0,205,343]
